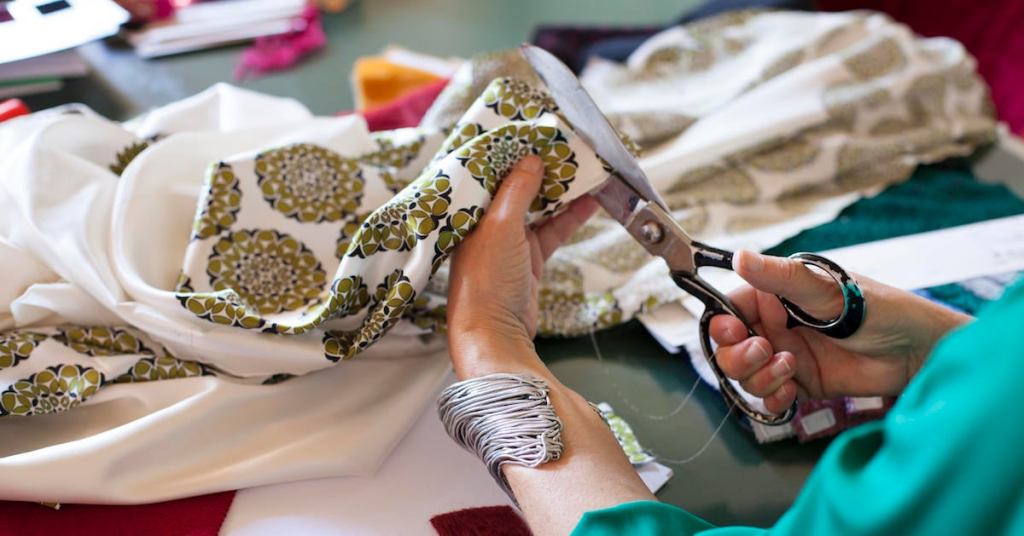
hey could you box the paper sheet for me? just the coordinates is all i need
[0,0,128,64]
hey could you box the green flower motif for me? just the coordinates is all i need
[335,214,369,259]
[256,143,365,223]
[347,204,416,257]
[0,364,104,416]
[406,172,452,235]
[193,162,243,240]
[322,330,357,363]
[482,78,557,121]
[207,229,327,315]
[176,274,266,330]
[260,275,371,335]
[405,295,448,334]
[361,134,429,194]
[323,269,417,361]
[116,355,207,382]
[437,123,483,160]
[432,206,484,273]
[0,332,47,370]
[109,140,150,177]
[326,275,371,318]
[362,134,426,169]
[53,326,152,357]
[454,123,577,212]
[348,171,452,258]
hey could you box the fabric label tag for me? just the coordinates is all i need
[847,397,884,413]
[799,408,837,436]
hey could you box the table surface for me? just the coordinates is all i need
[25,0,828,528]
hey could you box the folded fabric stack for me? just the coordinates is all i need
[0,10,996,503]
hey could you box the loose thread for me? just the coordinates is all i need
[587,330,702,421]
[588,327,733,465]
[652,399,733,465]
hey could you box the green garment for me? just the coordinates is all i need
[573,277,1024,535]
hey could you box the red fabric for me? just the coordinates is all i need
[430,505,532,536]
[0,491,236,536]
[818,0,1024,134]
[361,78,449,132]
[0,99,30,122]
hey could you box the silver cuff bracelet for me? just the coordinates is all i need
[437,373,564,503]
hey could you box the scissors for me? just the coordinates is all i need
[522,45,866,425]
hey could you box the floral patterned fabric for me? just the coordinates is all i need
[173,77,607,358]
[0,327,207,417]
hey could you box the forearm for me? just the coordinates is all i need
[452,334,656,536]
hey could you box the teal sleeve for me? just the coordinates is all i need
[570,501,738,536]
[573,279,1024,536]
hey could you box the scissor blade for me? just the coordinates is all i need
[591,174,644,227]
[521,44,668,210]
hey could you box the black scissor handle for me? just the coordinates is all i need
[671,271,797,426]
[777,253,866,339]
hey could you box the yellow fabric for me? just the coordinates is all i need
[352,57,445,111]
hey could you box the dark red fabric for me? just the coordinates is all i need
[818,0,1024,134]
[361,78,450,132]
[0,491,236,536]
[430,505,532,536]
[530,25,663,73]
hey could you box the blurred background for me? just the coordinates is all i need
[15,0,697,119]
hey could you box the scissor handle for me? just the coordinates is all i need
[671,271,797,426]
[777,253,866,339]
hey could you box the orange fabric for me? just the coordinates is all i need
[352,57,445,111]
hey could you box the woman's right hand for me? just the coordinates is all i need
[710,250,972,414]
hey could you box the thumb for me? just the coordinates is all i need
[490,155,544,223]
[733,249,844,320]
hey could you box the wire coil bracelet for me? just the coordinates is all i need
[437,373,564,504]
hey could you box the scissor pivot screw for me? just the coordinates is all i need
[640,221,664,244]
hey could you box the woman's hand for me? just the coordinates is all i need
[710,250,972,414]
[447,155,655,536]
[447,154,598,380]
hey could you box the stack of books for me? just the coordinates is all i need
[123,0,308,58]
[0,49,88,99]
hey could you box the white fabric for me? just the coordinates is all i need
[222,373,673,536]
[0,85,451,503]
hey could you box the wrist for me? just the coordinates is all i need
[449,327,548,381]
[898,290,972,379]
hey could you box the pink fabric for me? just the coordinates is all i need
[235,5,327,80]
[818,0,1024,134]
[0,492,236,536]
[359,78,450,132]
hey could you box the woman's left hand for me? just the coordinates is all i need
[446,155,656,536]
[447,154,599,379]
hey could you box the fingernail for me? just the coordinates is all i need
[772,382,792,402]
[744,251,764,273]
[770,355,793,379]
[519,155,544,173]
[745,339,769,366]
